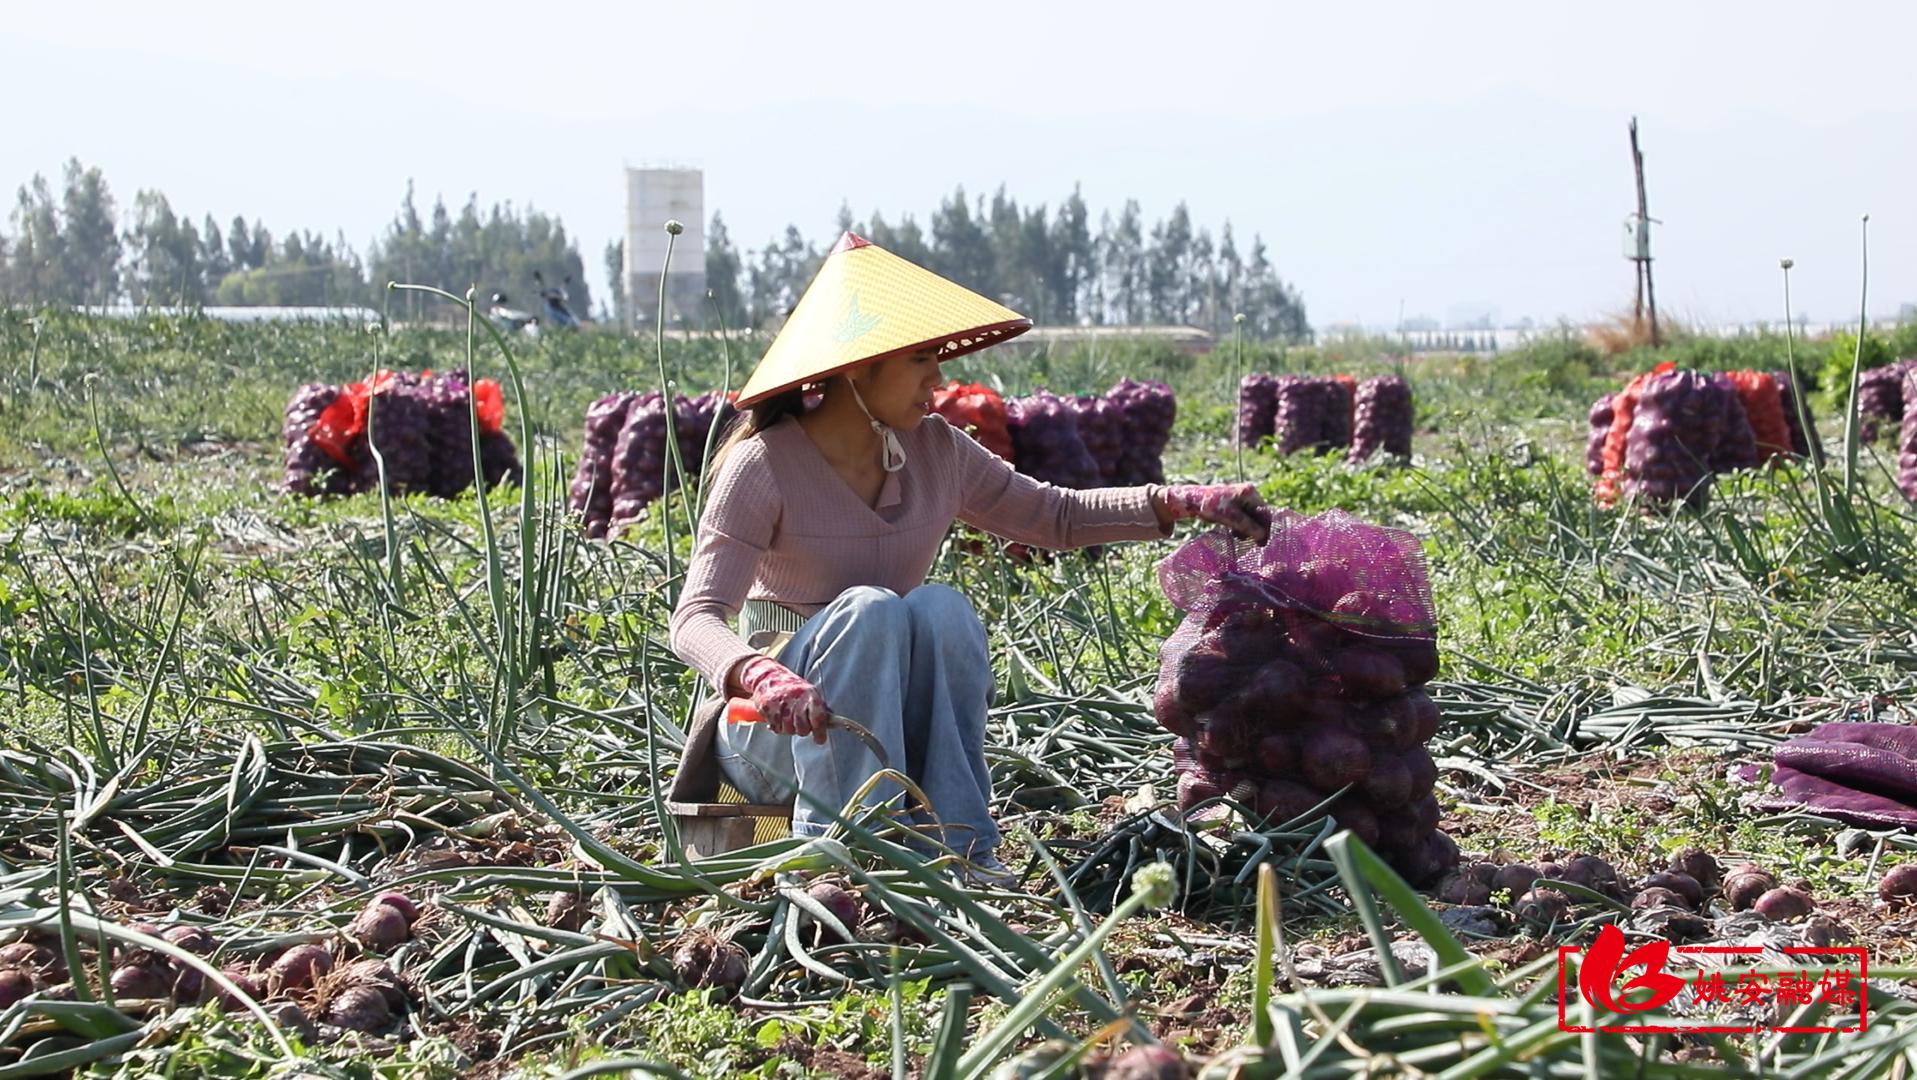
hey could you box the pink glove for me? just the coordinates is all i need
[1156,483,1272,542]
[735,655,831,743]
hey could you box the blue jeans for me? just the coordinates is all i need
[714,584,999,858]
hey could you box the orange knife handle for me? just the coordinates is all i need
[726,698,764,724]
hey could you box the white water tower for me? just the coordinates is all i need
[624,166,706,330]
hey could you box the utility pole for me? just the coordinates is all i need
[1627,118,1661,346]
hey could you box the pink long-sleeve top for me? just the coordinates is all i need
[669,413,1168,689]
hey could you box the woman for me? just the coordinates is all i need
[668,233,1269,884]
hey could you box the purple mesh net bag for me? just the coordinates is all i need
[1586,393,1616,478]
[1071,394,1125,484]
[1857,360,1912,442]
[608,391,670,529]
[1900,369,1917,503]
[1623,370,1725,509]
[1350,375,1413,461]
[1153,510,1451,884]
[283,383,361,497]
[1270,376,1323,455]
[1107,377,1175,485]
[1008,390,1101,490]
[1238,374,1277,451]
[1746,722,1917,829]
[570,390,641,539]
[1707,373,1760,474]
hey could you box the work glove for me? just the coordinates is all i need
[1156,483,1272,543]
[735,655,832,743]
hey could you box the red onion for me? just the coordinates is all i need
[324,984,394,1033]
[1638,872,1703,909]
[804,881,863,942]
[0,969,32,1008]
[1879,863,1917,906]
[1104,1044,1190,1080]
[1753,886,1814,922]
[270,944,333,991]
[110,963,171,999]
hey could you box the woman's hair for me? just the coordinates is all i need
[709,386,807,474]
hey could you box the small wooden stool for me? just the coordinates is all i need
[665,696,794,859]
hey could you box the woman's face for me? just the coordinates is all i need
[850,347,943,430]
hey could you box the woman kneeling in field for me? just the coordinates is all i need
[668,233,1269,885]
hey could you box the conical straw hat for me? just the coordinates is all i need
[735,232,1031,406]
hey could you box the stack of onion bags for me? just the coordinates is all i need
[571,390,732,537]
[930,380,1015,463]
[283,370,517,499]
[1237,374,1278,451]
[1008,390,1102,489]
[1592,362,1799,509]
[1350,375,1413,461]
[1153,510,1454,886]
[1107,377,1176,485]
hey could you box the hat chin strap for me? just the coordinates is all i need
[846,379,907,473]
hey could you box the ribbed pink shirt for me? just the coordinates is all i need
[669,414,1168,689]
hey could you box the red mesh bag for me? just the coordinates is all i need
[310,384,370,466]
[1154,511,1452,885]
[473,379,506,434]
[931,380,1015,463]
[1724,370,1791,464]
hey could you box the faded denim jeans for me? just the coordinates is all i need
[714,584,998,858]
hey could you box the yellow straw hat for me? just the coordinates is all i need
[734,232,1032,407]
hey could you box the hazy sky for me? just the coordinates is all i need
[6,1,1914,329]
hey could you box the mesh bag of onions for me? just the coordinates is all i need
[1621,369,1737,509]
[1350,375,1413,461]
[1900,368,1917,503]
[569,390,641,539]
[286,371,517,499]
[931,381,1015,463]
[1071,393,1125,484]
[1857,360,1913,442]
[608,391,671,530]
[1237,374,1278,451]
[1585,393,1615,477]
[284,383,362,497]
[1106,377,1175,485]
[574,390,732,537]
[1153,510,1454,885]
[1008,390,1101,489]
[1321,377,1356,451]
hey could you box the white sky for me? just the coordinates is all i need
[5,0,1914,329]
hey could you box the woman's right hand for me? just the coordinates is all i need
[735,656,832,743]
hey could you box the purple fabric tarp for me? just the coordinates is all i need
[1744,721,1917,829]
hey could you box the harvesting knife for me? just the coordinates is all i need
[725,698,892,769]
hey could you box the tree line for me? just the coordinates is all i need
[6,160,1309,339]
